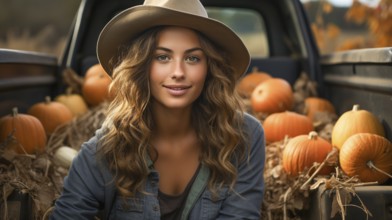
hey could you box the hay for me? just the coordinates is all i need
[0,92,108,219]
[0,71,374,219]
[248,72,373,220]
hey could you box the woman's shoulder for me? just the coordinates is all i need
[72,127,113,179]
[242,112,263,134]
[80,127,106,154]
[73,127,109,171]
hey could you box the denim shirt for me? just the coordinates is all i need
[50,113,265,220]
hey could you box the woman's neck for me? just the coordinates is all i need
[151,103,193,138]
[150,103,199,163]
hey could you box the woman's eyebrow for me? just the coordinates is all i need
[155,47,203,54]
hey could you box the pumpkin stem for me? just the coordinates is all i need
[45,96,52,104]
[308,131,318,140]
[12,107,18,117]
[366,160,392,179]
[66,87,73,95]
[252,66,259,72]
[352,104,360,111]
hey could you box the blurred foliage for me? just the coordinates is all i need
[306,0,392,54]
[1,0,391,57]
[0,0,81,57]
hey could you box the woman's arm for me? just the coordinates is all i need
[218,113,266,219]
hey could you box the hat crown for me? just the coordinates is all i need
[143,0,208,17]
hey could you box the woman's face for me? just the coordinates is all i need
[149,26,208,110]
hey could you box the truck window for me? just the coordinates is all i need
[206,7,268,58]
[301,0,390,55]
[0,0,81,57]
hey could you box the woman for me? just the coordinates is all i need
[51,0,265,219]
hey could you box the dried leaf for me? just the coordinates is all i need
[322,2,333,14]
[310,178,326,190]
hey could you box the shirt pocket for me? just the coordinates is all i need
[200,189,227,220]
[110,197,144,219]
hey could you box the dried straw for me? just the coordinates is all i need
[0,71,375,220]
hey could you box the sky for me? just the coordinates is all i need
[300,0,381,7]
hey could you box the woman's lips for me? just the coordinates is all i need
[163,85,191,96]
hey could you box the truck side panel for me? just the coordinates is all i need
[0,49,59,117]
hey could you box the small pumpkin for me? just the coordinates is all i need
[304,97,336,120]
[339,133,392,184]
[0,107,47,154]
[28,96,73,136]
[236,67,272,98]
[263,111,314,143]
[331,104,385,149]
[282,131,334,176]
[55,87,89,117]
[82,64,112,106]
[250,78,294,114]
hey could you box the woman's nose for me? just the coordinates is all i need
[171,60,185,79]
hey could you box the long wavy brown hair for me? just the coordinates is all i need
[98,26,249,197]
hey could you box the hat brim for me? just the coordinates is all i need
[97,5,250,79]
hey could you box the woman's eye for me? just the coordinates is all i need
[186,56,200,63]
[156,55,170,62]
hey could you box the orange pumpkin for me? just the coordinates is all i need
[282,131,334,176]
[331,104,385,149]
[28,96,73,136]
[82,64,112,106]
[339,133,392,184]
[250,78,294,114]
[263,111,314,143]
[304,97,336,120]
[0,107,47,154]
[55,88,89,117]
[236,67,272,98]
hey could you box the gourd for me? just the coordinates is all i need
[55,88,89,117]
[339,133,392,184]
[282,131,334,176]
[331,104,385,149]
[304,97,336,120]
[236,67,272,98]
[82,64,112,106]
[250,78,294,114]
[28,96,73,136]
[263,111,314,143]
[0,107,47,154]
[53,146,79,168]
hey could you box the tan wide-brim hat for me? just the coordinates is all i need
[97,0,250,80]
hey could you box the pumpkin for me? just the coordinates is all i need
[236,67,272,98]
[82,64,112,106]
[28,96,73,136]
[250,78,294,114]
[282,131,334,176]
[55,88,89,117]
[331,104,385,149]
[263,111,314,143]
[0,107,47,154]
[304,97,336,120]
[339,133,392,184]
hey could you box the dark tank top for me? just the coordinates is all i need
[159,164,201,220]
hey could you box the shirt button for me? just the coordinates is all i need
[153,205,159,212]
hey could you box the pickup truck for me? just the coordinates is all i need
[1,0,391,219]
